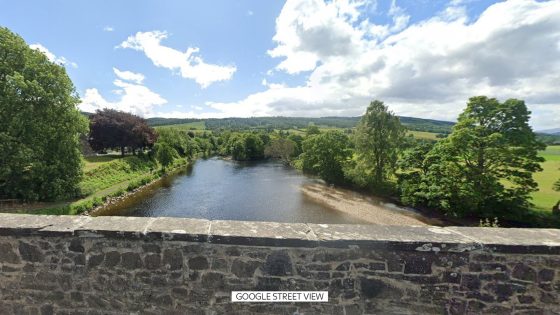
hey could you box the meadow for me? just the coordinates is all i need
[531,145,560,211]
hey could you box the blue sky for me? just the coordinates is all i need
[1,0,559,129]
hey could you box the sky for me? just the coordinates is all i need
[1,0,559,130]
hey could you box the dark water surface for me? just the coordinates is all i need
[96,158,367,223]
[95,158,443,225]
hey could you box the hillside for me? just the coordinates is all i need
[146,116,456,134]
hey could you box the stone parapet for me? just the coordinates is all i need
[0,213,559,314]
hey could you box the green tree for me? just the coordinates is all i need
[0,27,88,201]
[300,131,351,184]
[306,123,321,136]
[155,143,178,171]
[88,109,157,156]
[354,100,406,185]
[405,96,545,218]
[264,138,296,163]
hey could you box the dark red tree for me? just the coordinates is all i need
[88,109,158,156]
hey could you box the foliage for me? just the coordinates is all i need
[401,96,545,218]
[354,100,406,186]
[0,27,88,201]
[88,109,157,156]
[155,143,178,171]
[79,156,156,196]
[300,131,351,184]
[479,217,500,227]
[306,123,321,136]
[221,132,265,160]
[264,138,296,163]
[157,128,198,159]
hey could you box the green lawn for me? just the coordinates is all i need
[408,130,439,140]
[155,121,206,130]
[531,145,560,211]
[83,155,123,172]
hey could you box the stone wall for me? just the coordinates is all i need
[0,214,559,315]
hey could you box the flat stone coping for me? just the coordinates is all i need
[0,214,559,254]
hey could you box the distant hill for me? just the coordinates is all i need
[146,116,456,134]
[538,128,560,135]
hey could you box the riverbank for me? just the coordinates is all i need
[0,157,193,216]
[301,183,445,226]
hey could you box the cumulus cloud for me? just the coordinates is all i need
[118,31,237,88]
[79,68,166,117]
[29,43,78,68]
[199,0,560,129]
[113,68,145,84]
[103,26,114,32]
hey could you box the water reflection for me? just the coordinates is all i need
[95,158,435,225]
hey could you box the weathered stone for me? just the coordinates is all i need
[18,241,44,262]
[121,252,142,269]
[144,254,161,270]
[263,251,293,276]
[538,269,555,283]
[0,213,559,314]
[0,243,20,264]
[188,256,209,270]
[87,254,104,268]
[163,249,183,270]
[142,244,161,253]
[68,239,84,253]
[201,272,224,289]
[404,256,432,274]
[104,251,120,267]
[40,304,54,315]
[231,259,260,278]
[512,264,537,282]
[360,278,402,299]
[461,274,480,290]
[518,295,535,304]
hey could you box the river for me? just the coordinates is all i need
[94,157,443,225]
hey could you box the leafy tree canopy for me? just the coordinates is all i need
[301,131,351,184]
[88,109,157,156]
[0,27,87,201]
[401,96,545,218]
[354,100,406,185]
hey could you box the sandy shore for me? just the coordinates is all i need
[301,183,431,226]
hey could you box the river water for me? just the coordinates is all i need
[95,158,438,225]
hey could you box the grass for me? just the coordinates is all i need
[79,156,157,196]
[155,121,206,130]
[530,145,560,211]
[83,155,122,171]
[407,130,440,140]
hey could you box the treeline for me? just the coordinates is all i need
[290,97,555,224]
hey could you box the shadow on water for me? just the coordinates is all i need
[94,157,446,225]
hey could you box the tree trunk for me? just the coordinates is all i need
[121,146,125,156]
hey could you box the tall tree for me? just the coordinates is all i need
[88,109,157,156]
[301,131,351,184]
[0,27,88,201]
[404,96,545,218]
[264,138,296,163]
[354,100,406,185]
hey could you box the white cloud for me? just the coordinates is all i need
[192,0,560,129]
[29,43,78,68]
[118,31,237,88]
[103,26,114,32]
[79,69,166,117]
[113,67,145,84]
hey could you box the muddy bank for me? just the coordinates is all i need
[301,183,445,226]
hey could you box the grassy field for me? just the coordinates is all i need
[83,155,123,171]
[407,130,440,140]
[155,121,206,130]
[531,145,560,211]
